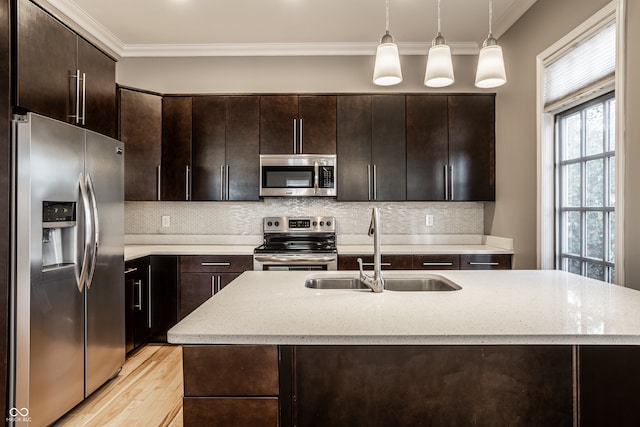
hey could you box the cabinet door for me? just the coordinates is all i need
[16,0,76,123]
[406,95,449,201]
[150,256,178,342]
[179,272,242,320]
[226,96,260,200]
[192,96,226,201]
[372,95,406,201]
[448,95,495,201]
[120,88,162,201]
[162,97,193,200]
[127,259,151,349]
[260,95,298,154]
[77,37,116,138]
[337,96,371,201]
[298,95,336,154]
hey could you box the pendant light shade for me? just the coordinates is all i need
[475,0,506,88]
[373,0,402,86]
[425,0,454,87]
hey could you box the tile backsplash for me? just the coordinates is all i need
[125,199,484,236]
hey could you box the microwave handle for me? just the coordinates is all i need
[313,161,319,194]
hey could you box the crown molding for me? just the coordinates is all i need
[121,42,480,58]
[493,0,539,39]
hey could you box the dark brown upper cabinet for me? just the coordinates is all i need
[337,95,406,201]
[161,96,193,201]
[260,95,336,154]
[192,96,260,201]
[406,94,495,201]
[15,0,117,138]
[448,95,495,201]
[119,88,162,201]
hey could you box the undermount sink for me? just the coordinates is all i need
[305,274,462,292]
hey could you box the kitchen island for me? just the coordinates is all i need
[168,270,640,426]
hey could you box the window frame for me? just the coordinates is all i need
[536,0,625,285]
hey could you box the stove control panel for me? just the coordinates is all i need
[263,216,336,233]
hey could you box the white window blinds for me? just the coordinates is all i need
[544,22,616,111]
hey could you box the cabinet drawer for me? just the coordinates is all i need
[183,397,278,427]
[338,254,412,270]
[180,255,253,273]
[413,255,460,270]
[183,345,279,397]
[460,254,512,270]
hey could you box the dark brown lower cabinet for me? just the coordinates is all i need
[339,254,512,271]
[182,345,280,427]
[180,344,640,427]
[338,254,413,270]
[460,254,512,269]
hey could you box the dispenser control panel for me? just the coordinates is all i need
[43,201,76,227]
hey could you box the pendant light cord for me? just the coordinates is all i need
[385,0,390,33]
[488,0,493,35]
[437,0,441,34]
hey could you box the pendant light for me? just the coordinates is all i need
[475,0,507,88]
[373,0,402,86]
[425,0,454,87]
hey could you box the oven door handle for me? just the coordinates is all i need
[254,255,336,263]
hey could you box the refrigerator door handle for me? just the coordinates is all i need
[85,173,100,289]
[78,173,92,292]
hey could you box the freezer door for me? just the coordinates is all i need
[13,114,86,426]
[84,130,125,395]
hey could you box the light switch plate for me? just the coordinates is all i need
[161,215,171,228]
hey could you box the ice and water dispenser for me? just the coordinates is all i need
[42,201,77,270]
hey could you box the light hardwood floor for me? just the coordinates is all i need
[55,344,184,427]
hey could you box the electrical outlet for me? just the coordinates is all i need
[161,215,171,228]
[425,214,434,227]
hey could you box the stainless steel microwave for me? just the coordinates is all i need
[260,154,337,197]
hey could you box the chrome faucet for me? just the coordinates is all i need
[357,207,384,293]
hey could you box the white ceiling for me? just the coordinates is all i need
[42,0,538,58]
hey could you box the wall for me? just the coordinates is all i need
[486,0,630,273]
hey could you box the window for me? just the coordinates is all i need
[555,93,615,282]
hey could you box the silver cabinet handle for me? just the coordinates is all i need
[373,164,378,201]
[422,262,454,266]
[125,267,138,274]
[226,165,230,200]
[292,119,297,153]
[185,165,190,201]
[299,118,304,153]
[81,72,86,125]
[361,262,392,267]
[367,165,372,200]
[449,164,454,201]
[220,165,225,201]
[201,262,231,266]
[444,165,449,201]
[133,279,143,310]
[148,265,152,328]
[211,275,216,295]
[469,262,500,266]
[156,165,161,201]
[71,70,81,124]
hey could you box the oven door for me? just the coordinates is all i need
[253,254,338,271]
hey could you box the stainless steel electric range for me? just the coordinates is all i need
[253,216,337,271]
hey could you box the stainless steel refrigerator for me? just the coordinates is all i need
[10,113,125,426]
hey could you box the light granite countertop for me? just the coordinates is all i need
[167,270,640,346]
